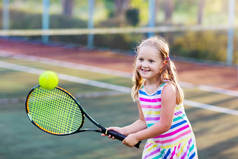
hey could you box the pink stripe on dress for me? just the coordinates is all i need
[145,116,160,121]
[155,129,192,144]
[181,138,192,159]
[158,125,190,138]
[174,111,183,116]
[141,104,161,109]
[144,148,161,159]
[170,146,177,159]
[139,97,161,102]
[145,143,153,149]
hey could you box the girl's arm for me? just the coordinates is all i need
[123,83,177,146]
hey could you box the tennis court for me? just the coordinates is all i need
[1,0,238,158]
[0,39,238,159]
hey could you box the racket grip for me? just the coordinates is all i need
[107,130,141,148]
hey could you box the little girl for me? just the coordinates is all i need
[105,36,198,159]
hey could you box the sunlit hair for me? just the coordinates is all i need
[131,36,184,105]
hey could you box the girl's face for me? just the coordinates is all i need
[136,45,163,82]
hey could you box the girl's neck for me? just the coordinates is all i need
[144,79,162,95]
[144,76,161,86]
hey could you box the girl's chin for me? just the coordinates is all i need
[139,72,159,81]
[139,70,150,74]
[139,73,151,79]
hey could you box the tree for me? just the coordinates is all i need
[197,0,205,24]
[62,0,74,17]
[114,0,130,21]
[126,8,139,26]
[163,0,174,24]
[154,0,160,24]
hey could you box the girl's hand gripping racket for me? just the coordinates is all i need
[25,85,141,148]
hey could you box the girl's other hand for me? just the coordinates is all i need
[122,133,139,147]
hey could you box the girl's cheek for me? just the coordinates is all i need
[135,62,140,69]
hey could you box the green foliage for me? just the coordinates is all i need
[50,15,87,28]
[126,8,140,26]
[172,31,238,63]
[174,0,198,10]
[101,0,115,18]
[3,8,87,29]
[10,11,42,29]
[130,0,148,25]
[94,33,142,51]
[96,14,142,51]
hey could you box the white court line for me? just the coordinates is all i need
[1,51,238,97]
[0,91,121,104]
[0,61,130,93]
[184,100,238,115]
[0,60,238,116]
[180,81,238,97]
[0,51,131,78]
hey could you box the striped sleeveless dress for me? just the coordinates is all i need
[139,83,198,159]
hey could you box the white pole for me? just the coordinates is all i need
[42,0,50,43]
[148,0,155,37]
[227,0,235,65]
[2,0,9,30]
[87,0,94,49]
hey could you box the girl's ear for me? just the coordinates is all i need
[159,68,163,74]
[159,65,165,74]
[160,60,169,74]
[162,57,170,65]
[162,60,168,65]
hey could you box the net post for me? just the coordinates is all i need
[42,0,50,44]
[148,0,156,37]
[227,0,235,66]
[87,0,95,49]
[2,0,9,31]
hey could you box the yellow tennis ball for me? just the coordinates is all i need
[39,71,59,90]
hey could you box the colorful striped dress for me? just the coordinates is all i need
[139,83,198,159]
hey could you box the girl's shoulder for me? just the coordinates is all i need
[161,80,175,88]
[161,81,176,96]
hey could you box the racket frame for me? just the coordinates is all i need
[25,85,141,148]
[25,85,106,136]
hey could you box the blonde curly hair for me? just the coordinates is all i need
[131,36,184,105]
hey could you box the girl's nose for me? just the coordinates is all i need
[141,61,148,67]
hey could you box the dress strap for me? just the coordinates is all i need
[159,82,168,91]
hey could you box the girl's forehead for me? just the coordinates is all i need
[138,45,160,57]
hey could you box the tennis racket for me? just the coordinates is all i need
[25,85,141,148]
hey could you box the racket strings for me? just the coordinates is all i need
[27,87,83,135]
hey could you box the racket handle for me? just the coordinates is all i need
[107,130,141,148]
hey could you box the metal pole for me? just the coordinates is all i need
[2,0,9,30]
[42,0,50,43]
[148,0,155,37]
[87,0,94,49]
[227,0,235,65]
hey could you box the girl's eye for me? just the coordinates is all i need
[149,59,154,63]
[138,58,144,61]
